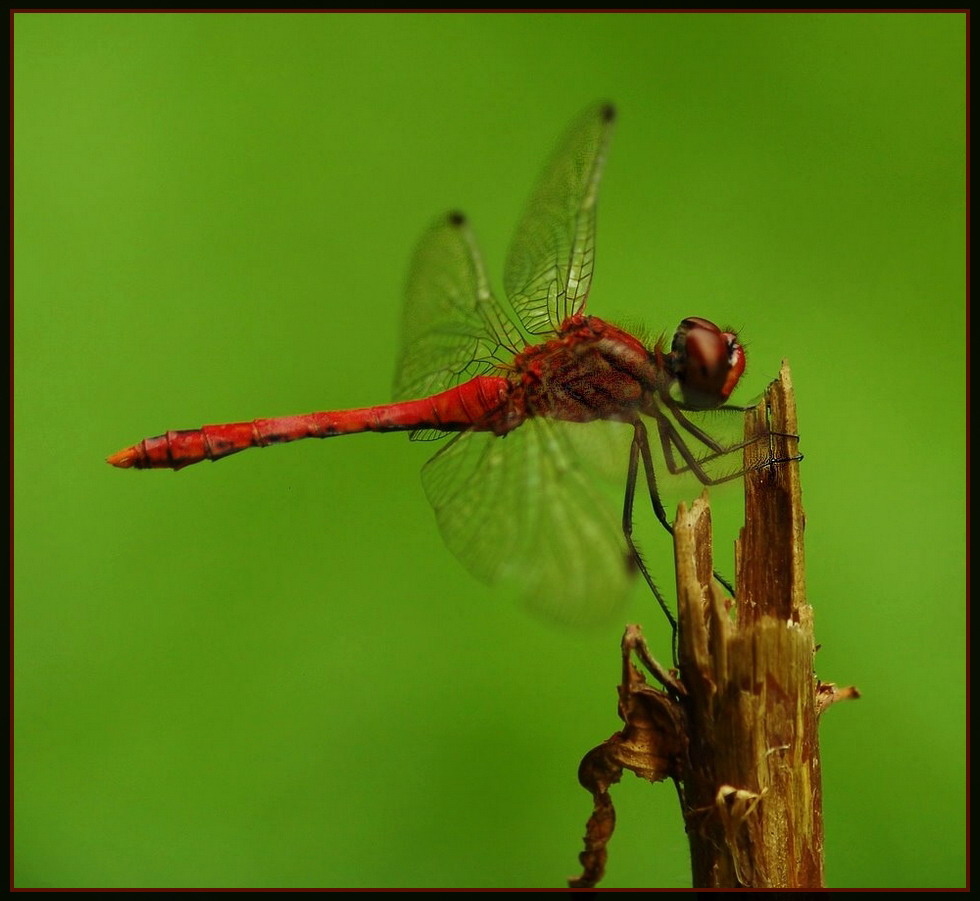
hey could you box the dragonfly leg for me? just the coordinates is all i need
[659,402,801,483]
[633,419,673,536]
[639,417,738,599]
[622,422,678,663]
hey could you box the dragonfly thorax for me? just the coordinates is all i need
[509,314,663,426]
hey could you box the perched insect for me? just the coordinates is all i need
[109,103,760,638]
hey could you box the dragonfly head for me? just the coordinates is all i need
[666,317,746,409]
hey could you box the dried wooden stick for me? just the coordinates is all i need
[674,361,855,888]
[569,363,856,889]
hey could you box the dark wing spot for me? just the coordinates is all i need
[448,210,466,227]
[600,102,616,123]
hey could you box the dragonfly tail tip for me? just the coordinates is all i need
[106,447,137,468]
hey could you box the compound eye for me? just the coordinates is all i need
[671,318,746,409]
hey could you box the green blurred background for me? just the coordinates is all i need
[14,12,965,889]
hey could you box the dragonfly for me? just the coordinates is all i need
[108,102,757,641]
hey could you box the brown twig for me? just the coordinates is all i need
[674,361,856,888]
[569,363,857,888]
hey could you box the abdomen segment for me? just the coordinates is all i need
[107,375,513,470]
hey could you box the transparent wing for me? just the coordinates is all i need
[503,102,616,336]
[392,211,524,403]
[421,418,635,626]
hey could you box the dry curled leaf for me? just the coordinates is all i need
[569,625,686,889]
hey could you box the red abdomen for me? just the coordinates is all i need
[107,375,514,470]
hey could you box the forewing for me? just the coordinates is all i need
[503,102,616,336]
[392,212,524,403]
[421,419,634,626]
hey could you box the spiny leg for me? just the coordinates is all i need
[760,395,805,477]
[622,422,678,663]
[624,411,798,656]
[659,402,801,483]
[635,418,738,599]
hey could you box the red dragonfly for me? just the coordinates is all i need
[108,103,753,636]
